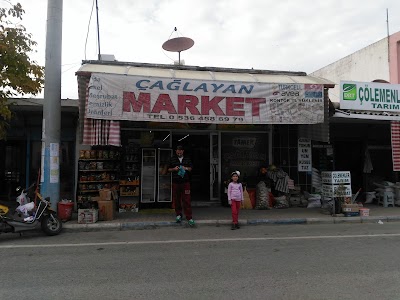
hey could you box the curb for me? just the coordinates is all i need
[62,215,398,232]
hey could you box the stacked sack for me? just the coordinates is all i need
[255,181,271,209]
[306,193,322,208]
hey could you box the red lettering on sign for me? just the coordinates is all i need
[226,97,245,116]
[178,95,200,115]
[123,91,150,113]
[201,96,225,116]
[245,98,265,116]
[151,94,177,114]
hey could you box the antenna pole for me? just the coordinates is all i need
[96,0,101,60]
[386,8,389,37]
[387,8,390,63]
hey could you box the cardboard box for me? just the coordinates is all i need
[344,212,360,217]
[78,209,98,224]
[119,207,139,213]
[97,200,115,221]
[99,189,112,201]
[119,203,138,213]
[342,204,360,213]
[342,204,360,208]
[359,208,370,216]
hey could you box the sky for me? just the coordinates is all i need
[9,0,400,99]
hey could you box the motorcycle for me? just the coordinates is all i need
[0,183,62,236]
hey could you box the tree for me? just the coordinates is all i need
[0,1,44,139]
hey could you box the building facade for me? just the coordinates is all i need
[75,61,334,208]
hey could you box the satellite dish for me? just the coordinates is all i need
[162,37,194,52]
[162,37,194,65]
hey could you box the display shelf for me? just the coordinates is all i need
[120,180,140,186]
[121,143,140,179]
[77,147,121,199]
[78,159,118,161]
[79,169,119,172]
[120,192,139,197]
[79,180,120,183]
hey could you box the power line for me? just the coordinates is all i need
[84,0,95,60]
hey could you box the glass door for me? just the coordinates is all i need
[171,133,209,202]
[141,148,156,203]
[157,148,172,202]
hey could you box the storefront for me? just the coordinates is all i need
[330,80,400,197]
[0,98,78,202]
[75,61,333,210]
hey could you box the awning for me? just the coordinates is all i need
[76,61,335,144]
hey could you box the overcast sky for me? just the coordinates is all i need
[11,0,400,99]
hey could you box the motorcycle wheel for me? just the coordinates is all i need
[41,213,63,236]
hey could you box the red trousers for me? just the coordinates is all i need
[172,182,192,220]
[230,200,241,224]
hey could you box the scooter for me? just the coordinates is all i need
[0,183,62,236]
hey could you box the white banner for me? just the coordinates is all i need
[340,80,400,112]
[86,73,324,124]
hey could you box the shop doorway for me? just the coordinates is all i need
[171,133,211,202]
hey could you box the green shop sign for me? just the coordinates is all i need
[340,81,400,112]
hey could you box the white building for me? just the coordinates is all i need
[309,31,400,198]
[311,31,400,103]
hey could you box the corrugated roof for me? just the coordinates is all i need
[331,101,400,121]
[8,98,78,112]
[76,60,335,86]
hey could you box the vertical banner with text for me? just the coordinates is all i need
[298,138,312,172]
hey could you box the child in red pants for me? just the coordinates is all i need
[227,171,244,230]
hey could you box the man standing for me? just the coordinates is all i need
[168,145,195,226]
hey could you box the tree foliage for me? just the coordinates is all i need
[0,1,44,139]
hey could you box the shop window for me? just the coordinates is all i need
[221,132,268,188]
[272,125,311,192]
[1,142,25,200]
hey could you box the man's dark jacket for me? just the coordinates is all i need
[168,156,193,183]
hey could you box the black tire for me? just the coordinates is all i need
[41,213,62,236]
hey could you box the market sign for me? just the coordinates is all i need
[86,73,324,124]
[340,80,400,112]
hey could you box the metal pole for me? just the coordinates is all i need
[96,0,101,60]
[41,0,63,211]
[386,8,390,63]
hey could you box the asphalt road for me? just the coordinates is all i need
[1,223,400,300]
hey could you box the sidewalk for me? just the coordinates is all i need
[63,204,400,232]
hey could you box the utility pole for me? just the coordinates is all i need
[96,0,101,60]
[41,0,63,211]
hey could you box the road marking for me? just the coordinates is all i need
[1,233,400,249]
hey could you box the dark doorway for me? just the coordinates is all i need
[334,140,363,193]
[172,134,210,202]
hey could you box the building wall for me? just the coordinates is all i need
[389,31,400,84]
[311,35,391,102]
